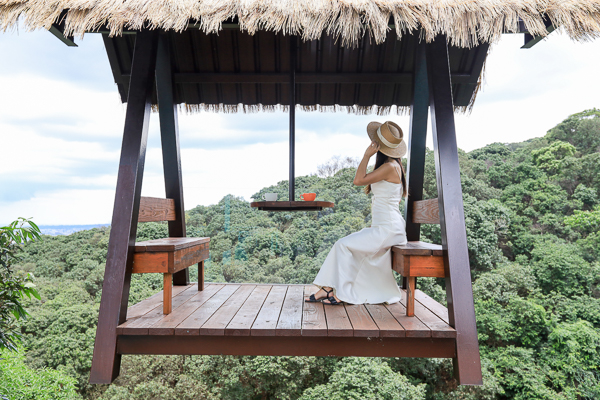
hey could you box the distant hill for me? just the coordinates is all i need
[39,225,109,236]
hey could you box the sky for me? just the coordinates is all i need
[1,27,600,225]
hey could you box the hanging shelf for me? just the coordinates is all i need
[251,201,334,212]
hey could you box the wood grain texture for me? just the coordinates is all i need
[325,303,353,337]
[118,284,197,335]
[365,304,405,337]
[135,237,210,252]
[252,286,287,336]
[412,198,440,224]
[173,245,209,272]
[428,36,482,384]
[175,285,240,335]
[151,284,223,335]
[345,305,379,337]
[415,290,450,324]
[132,252,169,273]
[386,302,430,338]
[392,241,443,256]
[201,285,256,335]
[125,285,188,322]
[226,286,271,336]
[198,262,204,291]
[163,273,173,314]
[302,286,327,336]
[138,197,176,222]
[132,243,209,274]
[118,284,456,347]
[276,285,303,336]
[406,277,416,317]
[414,301,456,338]
[394,255,446,278]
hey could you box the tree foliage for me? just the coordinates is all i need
[4,110,600,399]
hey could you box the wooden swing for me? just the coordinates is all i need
[77,26,490,385]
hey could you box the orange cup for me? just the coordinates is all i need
[300,193,316,201]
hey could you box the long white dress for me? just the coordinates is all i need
[313,176,407,304]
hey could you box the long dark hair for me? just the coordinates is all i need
[364,151,407,197]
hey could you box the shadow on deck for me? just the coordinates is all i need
[117,283,456,359]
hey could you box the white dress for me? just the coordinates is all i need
[313,175,407,304]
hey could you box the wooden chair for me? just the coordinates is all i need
[133,197,210,314]
[392,198,446,316]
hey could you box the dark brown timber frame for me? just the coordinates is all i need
[156,35,189,286]
[90,30,159,383]
[427,36,483,385]
[90,30,483,386]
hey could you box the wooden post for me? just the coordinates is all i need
[198,260,205,291]
[402,41,429,290]
[427,35,483,385]
[156,33,189,286]
[404,41,429,241]
[90,30,159,384]
[163,273,173,314]
[289,36,297,202]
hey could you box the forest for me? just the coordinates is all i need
[1,109,599,399]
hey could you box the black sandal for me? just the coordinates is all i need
[323,296,342,305]
[305,288,333,303]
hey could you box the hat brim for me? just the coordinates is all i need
[366,121,407,158]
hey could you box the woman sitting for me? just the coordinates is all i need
[307,121,408,305]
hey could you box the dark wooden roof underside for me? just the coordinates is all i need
[102,29,487,109]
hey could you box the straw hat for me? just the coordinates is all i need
[366,121,407,158]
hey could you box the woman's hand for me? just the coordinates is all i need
[364,141,380,158]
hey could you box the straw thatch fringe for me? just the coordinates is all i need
[2,0,600,47]
[178,103,431,115]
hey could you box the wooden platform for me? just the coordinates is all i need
[116,283,456,359]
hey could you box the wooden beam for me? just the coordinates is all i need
[49,23,77,47]
[427,36,482,386]
[89,30,159,384]
[522,25,557,49]
[113,72,472,86]
[404,41,429,242]
[289,36,297,202]
[156,34,189,286]
[117,335,456,358]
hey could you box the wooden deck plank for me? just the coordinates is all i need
[225,285,272,336]
[200,285,256,335]
[251,286,287,336]
[175,285,240,335]
[324,303,353,337]
[415,290,450,324]
[276,285,304,336]
[302,286,327,336]
[118,284,199,335]
[121,284,455,341]
[344,304,379,337]
[385,302,431,338]
[150,284,224,335]
[126,284,188,319]
[365,304,405,337]
[414,301,456,338]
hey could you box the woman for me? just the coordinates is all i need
[307,121,408,305]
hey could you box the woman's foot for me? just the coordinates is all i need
[321,287,342,305]
[305,287,333,303]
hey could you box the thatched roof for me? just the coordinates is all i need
[2,0,600,47]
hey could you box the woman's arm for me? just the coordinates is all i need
[353,142,393,186]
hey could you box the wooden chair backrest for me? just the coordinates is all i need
[138,197,176,222]
[412,198,440,224]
